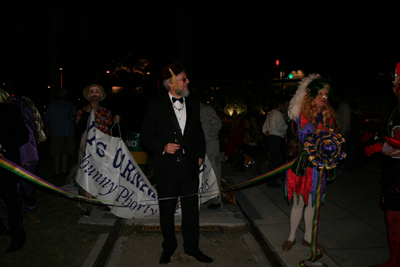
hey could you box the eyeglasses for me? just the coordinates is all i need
[176,77,188,82]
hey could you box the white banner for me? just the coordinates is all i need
[76,111,220,219]
[199,157,220,204]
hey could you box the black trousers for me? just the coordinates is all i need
[266,135,284,170]
[156,179,199,255]
[0,167,24,240]
[266,135,284,183]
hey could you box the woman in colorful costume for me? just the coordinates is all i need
[367,62,400,267]
[282,74,337,251]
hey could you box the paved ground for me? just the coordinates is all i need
[78,156,389,267]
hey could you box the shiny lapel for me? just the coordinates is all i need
[163,94,182,137]
[184,97,192,135]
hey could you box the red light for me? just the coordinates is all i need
[276,60,279,66]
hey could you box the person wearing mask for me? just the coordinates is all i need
[75,84,120,218]
[282,74,337,252]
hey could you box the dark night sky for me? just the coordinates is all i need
[1,1,399,105]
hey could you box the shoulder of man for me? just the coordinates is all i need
[0,102,24,121]
[186,95,199,103]
[147,96,164,108]
[188,96,202,107]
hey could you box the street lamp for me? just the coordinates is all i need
[59,68,63,88]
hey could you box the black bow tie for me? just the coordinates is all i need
[172,97,184,103]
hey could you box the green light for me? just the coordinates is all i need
[288,73,293,79]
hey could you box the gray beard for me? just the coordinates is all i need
[176,88,190,98]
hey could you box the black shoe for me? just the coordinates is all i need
[207,203,220,210]
[104,207,111,214]
[159,252,172,264]
[185,250,213,263]
[6,237,26,253]
[82,211,91,218]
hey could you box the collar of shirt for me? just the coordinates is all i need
[168,92,186,134]
[168,92,185,107]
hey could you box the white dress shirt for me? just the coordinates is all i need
[169,92,186,135]
[262,109,287,138]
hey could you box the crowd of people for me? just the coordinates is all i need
[0,61,399,267]
[0,83,121,252]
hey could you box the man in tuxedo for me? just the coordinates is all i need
[140,62,212,264]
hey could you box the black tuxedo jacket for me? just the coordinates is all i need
[140,93,206,185]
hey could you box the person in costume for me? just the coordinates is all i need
[0,90,46,223]
[282,74,337,251]
[140,62,212,264]
[76,84,120,136]
[76,84,120,218]
[367,62,400,267]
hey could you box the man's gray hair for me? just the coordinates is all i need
[162,71,185,90]
[162,79,172,90]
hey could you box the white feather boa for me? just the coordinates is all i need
[288,73,321,120]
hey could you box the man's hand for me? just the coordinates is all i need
[385,131,400,149]
[365,143,383,156]
[164,143,180,154]
[198,158,204,166]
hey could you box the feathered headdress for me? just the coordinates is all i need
[288,73,321,120]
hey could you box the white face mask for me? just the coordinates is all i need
[88,87,103,99]
[317,88,329,100]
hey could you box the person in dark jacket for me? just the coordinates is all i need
[0,102,29,252]
[367,62,400,267]
[140,62,212,264]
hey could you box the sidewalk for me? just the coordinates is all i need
[230,157,388,267]
[80,158,389,267]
